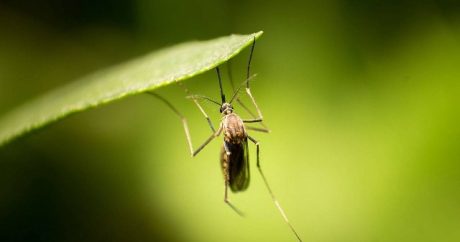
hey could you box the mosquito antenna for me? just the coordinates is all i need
[246,37,256,88]
[229,74,258,104]
[186,95,221,106]
[216,67,226,103]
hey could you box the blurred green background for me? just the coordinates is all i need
[1,0,459,241]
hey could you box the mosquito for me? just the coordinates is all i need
[148,38,302,241]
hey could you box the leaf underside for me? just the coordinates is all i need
[0,31,263,146]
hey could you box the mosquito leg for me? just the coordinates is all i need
[222,156,244,216]
[236,98,270,130]
[245,126,270,133]
[241,85,265,124]
[177,82,216,132]
[227,58,269,130]
[244,87,264,120]
[242,37,266,125]
[192,126,222,157]
[238,99,264,121]
[247,135,303,242]
[147,92,221,157]
[242,118,263,123]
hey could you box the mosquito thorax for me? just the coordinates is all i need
[220,103,233,115]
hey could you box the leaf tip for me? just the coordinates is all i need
[255,30,264,37]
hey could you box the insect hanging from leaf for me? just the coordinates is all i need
[148,37,302,242]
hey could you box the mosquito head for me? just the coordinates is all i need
[220,103,233,115]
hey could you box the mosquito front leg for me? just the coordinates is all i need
[247,135,303,242]
[192,126,222,157]
[242,37,265,124]
[241,87,264,123]
[227,59,269,130]
[147,92,221,157]
[234,89,268,126]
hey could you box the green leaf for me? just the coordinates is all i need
[0,31,263,146]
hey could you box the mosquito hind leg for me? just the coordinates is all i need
[247,135,303,242]
[223,159,244,216]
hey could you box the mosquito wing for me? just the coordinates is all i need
[221,139,250,192]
